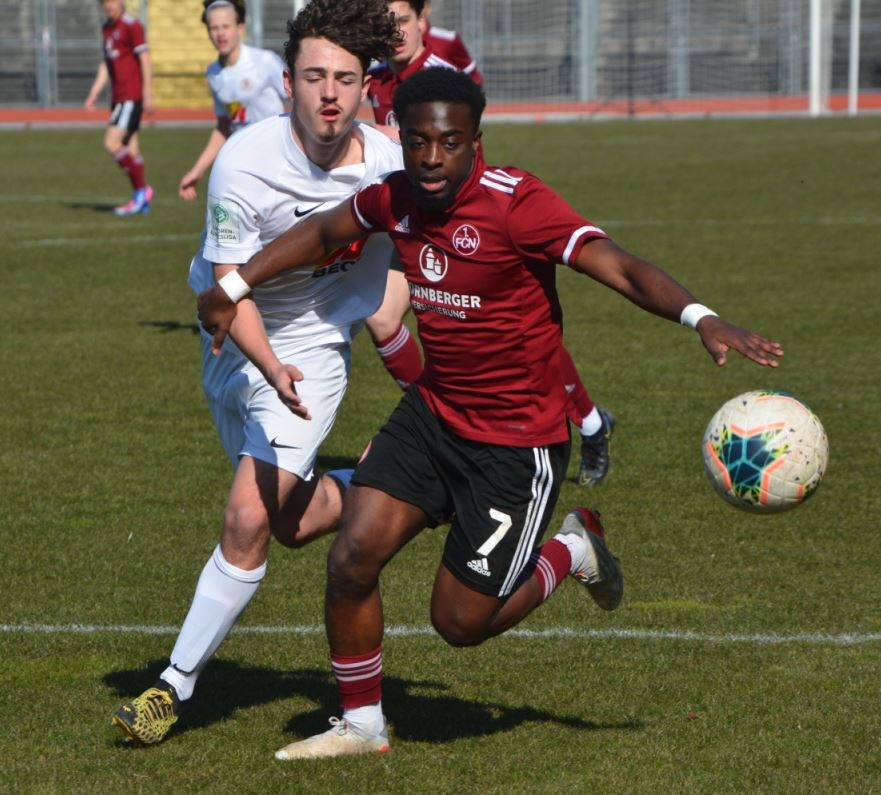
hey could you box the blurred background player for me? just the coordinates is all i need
[178,0,289,201]
[367,0,615,486]
[368,0,458,137]
[110,0,402,746]
[419,0,483,84]
[84,0,154,216]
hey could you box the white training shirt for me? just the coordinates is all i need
[207,44,287,132]
[188,114,403,357]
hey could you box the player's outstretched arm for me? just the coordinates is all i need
[573,237,783,367]
[197,199,368,354]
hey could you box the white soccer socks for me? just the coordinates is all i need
[162,544,265,700]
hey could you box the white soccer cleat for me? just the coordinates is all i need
[274,716,390,760]
[558,507,624,611]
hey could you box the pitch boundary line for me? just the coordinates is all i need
[2,622,880,647]
[11,216,877,249]
[17,233,198,247]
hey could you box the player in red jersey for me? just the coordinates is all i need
[369,0,614,485]
[425,0,613,483]
[84,0,154,216]
[197,68,783,758]
[419,0,483,84]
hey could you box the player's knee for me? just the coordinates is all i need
[431,614,486,648]
[430,604,488,648]
[326,531,381,597]
[223,501,269,548]
[271,525,306,549]
[271,479,341,549]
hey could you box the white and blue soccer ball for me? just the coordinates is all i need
[702,390,829,513]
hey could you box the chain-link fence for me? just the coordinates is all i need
[2,0,879,111]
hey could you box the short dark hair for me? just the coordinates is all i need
[393,67,487,131]
[201,0,246,26]
[284,0,402,75]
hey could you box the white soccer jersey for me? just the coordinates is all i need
[187,116,402,473]
[206,44,287,132]
[189,114,402,356]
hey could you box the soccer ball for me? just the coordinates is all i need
[702,390,829,513]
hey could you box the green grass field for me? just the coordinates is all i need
[2,116,880,794]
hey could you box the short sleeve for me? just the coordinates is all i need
[351,180,391,233]
[130,20,148,52]
[202,154,264,264]
[507,175,608,265]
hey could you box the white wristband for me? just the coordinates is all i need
[217,269,251,303]
[680,303,718,329]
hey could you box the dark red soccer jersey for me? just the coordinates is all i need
[367,46,458,127]
[101,13,148,104]
[424,24,483,85]
[352,148,609,447]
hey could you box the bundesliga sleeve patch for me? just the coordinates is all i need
[207,197,240,244]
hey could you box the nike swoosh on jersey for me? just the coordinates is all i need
[270,437,301,449]
[294,203,324,217]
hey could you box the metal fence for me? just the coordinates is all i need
[2,0,879,110]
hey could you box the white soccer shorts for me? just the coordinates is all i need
[199,331,350,479]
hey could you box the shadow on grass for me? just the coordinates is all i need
[65,200,122,213]
[104,659,641,746]
[139,320,201,335]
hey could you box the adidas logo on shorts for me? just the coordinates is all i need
[467,557,491,577]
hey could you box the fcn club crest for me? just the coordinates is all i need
[452,224,480,256]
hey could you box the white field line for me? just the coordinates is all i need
[600,217,879,227]
[17,233,198,247]
[3,195,879,223]
[2,622,880,646]
[10,216,877,249]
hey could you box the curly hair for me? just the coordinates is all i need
[283,0,402,75]
[393,67,487,132]
[201,0,246,26]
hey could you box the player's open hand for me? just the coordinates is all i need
[697,316,784,367]
[268,364,311,420]
[197,284,237,355]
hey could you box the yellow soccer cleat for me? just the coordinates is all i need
[111,683,180,745]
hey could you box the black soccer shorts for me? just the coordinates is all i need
[352,387,569,597]
[109,99,143,143]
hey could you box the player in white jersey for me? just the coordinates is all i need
[178,0,288,200]
[111,0,403,746]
